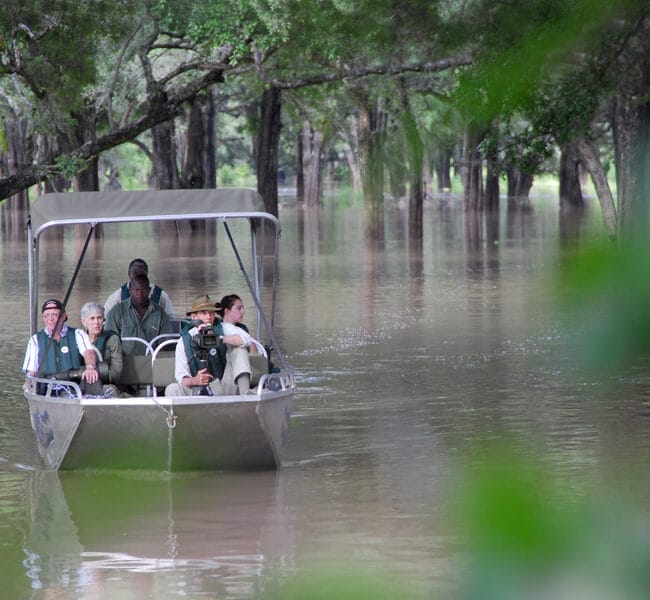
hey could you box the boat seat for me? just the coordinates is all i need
[119,354,153,387]
[152,352,177,389]
[151,338,179,395]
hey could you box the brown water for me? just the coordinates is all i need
[1,195,649,598]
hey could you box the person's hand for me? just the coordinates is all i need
[82,365,99,384]
[193,368,213,387]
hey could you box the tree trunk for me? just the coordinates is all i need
[296,130,304,203]
[575,137,617,240]
[434,147,452,192]
[204,91,217,189]
[300,120,324,206]
[151,118,180,190]
[506,164,535,200]
[558,143,583,208]
[463,125,485,211]
[2,114,32,209]
[399,85,424,236]
[256,86,282,216]
[612,91,650,238]
[181,95,206,189]
[339,131,361,190]
[356,100,387,239]
[484,144,500,211]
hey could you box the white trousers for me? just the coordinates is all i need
[165,346,251,396]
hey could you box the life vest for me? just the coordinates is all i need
[120,282,163,304]
[37,327,81,375]
[180,320,227,380]
[93,329,118,357]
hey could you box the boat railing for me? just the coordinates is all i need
[255,369,295,394]
[25,374,84,400]
[151,338,180,397]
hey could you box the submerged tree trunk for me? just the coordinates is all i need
[356,98,387,239]
[3,114,32,209]
[484,148,499,210]
[300,120,324,207]
[506,165,535,200]
[463,125,485,211]
[434,146,452,192]
[256,86,282,216]
[339,129,361,190]
[399,82,424,236]
[558,143,583,208]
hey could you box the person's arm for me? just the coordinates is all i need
[104,305,121,337]
[160,290,177,319]
[105,333,123,383]
[103,288,121,316]
[76,329,99,383]
[23,335,39,377]
[159,308,173,335]
[220,321,246,347]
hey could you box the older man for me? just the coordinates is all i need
[23,298,100,394]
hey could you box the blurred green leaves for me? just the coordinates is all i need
[556,237,650,373]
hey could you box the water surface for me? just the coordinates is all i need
[1,195,649,598]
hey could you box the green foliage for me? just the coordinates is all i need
[0,1,140,113]
[217,162,254,186]
[453,445,650,599]
[54,154,87,179]
[453,0,638,125]
[555,237,650,373]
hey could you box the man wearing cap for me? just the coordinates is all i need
[104,258,176,318]
[105,273,173,355]
[164,293,252,396]
[23,298,100,393]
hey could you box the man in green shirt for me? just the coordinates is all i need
[105,274,173,355]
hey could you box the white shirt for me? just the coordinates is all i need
[23,326,95,373]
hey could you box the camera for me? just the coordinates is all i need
[197,325,219,349]
[188,321,221,350]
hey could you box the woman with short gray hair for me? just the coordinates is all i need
[80,302,123,395]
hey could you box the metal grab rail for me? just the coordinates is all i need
[24,374,84,400]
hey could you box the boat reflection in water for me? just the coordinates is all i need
[25,469,291,597]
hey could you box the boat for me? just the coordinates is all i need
[24,188,295,471]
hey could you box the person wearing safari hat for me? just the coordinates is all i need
[165,293,253,397]
[23,298,100,394]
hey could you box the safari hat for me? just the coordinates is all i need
[186,293,217,316]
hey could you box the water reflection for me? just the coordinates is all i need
[24,470,290,598]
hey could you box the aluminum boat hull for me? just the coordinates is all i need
[26,391,292,471]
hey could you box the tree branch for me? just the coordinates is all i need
[0,68,225,201]
[256,54,474,90]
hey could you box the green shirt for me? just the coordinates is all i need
[105,299,173,355]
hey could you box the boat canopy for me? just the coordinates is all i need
[26,188,281,338]
[28,188,269,237]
